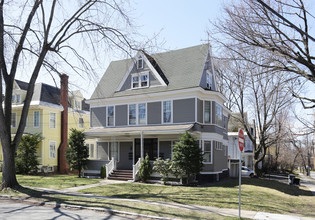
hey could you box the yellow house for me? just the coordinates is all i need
[0,79,95,172]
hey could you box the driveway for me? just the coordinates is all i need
[0,199,131,220]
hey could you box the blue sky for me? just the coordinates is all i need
[134,0,225,50]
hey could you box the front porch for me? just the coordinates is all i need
[84,124,194,181]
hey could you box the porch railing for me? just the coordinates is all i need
[133,157,142,181]
[106,157,116,178]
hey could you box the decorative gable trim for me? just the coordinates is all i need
[116,51,168,91]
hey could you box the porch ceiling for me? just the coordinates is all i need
[85,124,194,137]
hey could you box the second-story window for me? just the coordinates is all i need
[128,104,136,125]
[204,101,211,123]
[49,112,56,129]
[132,75,139,88]
[11,112,17,128]
[163,100,172,123]
[215,103,223,127]
[34,111,40,128]
[140,74,148,87]
[16,94,21,103]
[79,118,84,128]
[107,106,114,126]
[138,103,146,125]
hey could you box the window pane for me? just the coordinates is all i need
[16,94,21,103]
[132,76,139,88]
[203,141,211,163]
[34,111,40,127]
[12,95,15,103]
[107,106,114,126]
[215,103,223,126]
[204,101,211,123]
[50,113,56,128]
[50,142,56,159]
[129,104,136,125]
[141,74,148,87]
[79,118,84,128]
[138,103,146,124]
[163,101,171,123]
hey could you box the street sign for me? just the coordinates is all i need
[238,128,244,152]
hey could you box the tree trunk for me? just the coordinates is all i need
[1,141,19,189]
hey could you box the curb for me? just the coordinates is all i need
[0,194,170,220]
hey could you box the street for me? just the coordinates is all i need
[0,199,132,220]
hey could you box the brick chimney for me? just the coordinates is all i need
[58,74,69,173]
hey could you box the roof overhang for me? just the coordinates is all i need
[85,124,194,137]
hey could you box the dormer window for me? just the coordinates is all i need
[131,73,149,89]
[137,56,143,69]
[206,70,213,90]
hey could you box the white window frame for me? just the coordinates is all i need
[12,95,16,103]
[202,140,213,164]
[138,103,147,125]
[49,140,56,159]
[131,72,149,89]
[106,106,115,127]
[203,100,211,124]
[33,111,40,128]
[11,112,17,128]
[137,55,144,69]
[79,117,84,128]
[162,100,172,124]
[128,104,137,125]
[49,112,56,129]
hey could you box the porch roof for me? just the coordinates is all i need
[85,124,194,137]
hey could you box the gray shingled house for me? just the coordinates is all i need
[85,44,230,182]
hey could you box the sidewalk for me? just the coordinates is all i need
[299,173,315,196]
[16,179,314,220]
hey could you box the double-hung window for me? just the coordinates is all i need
[138,103,146,125]
[34,111,40,128]
[128,104,136,125]
[79,118,84,128]
[11,112,17,128]
[163,101,172,123]
[215,103,223,126]
[49,112,56,128]
[107,106,114,126]
[16,94,21,103]
[203,141,212,163]
[131,73,149,89]
[204,101,211,123]
[49,141,56,159]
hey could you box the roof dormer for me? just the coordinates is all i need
[116,51,168,92]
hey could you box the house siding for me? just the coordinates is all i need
[115,105,128,126]
[173,98,195,123]
[91,107,106,127]
[97,142,109,160]
[148,102,161,124]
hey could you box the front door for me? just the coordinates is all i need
[134,138,158,163]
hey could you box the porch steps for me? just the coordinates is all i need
[108,170,133,181]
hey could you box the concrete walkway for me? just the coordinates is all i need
[19,178,315,220]
[299,173,315,196]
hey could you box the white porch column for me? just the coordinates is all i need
[140,131,144,158]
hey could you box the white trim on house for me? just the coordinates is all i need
[200,169,228,175]
[116,51,167,91]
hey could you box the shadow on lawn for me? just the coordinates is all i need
[11,186,223,220]
[212,177,313,197]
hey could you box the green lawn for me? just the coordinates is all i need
[79,178,315,218]
[0,173,101,189]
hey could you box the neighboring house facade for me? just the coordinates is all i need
[227,113,255,177]
[85,44,230,182]
[0,79,93,172]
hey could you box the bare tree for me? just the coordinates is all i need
[211,0,315,108]
[215,47,297,175]
[0,0,142,189]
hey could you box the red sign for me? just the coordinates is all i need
[238,128,244,152]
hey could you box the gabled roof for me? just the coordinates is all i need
[13,80,90,111]
[15,79,29,90]
[91,44,210,100]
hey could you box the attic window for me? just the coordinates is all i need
[131,73,149,89]
[137,56,143,69]
[206,70,213,90]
